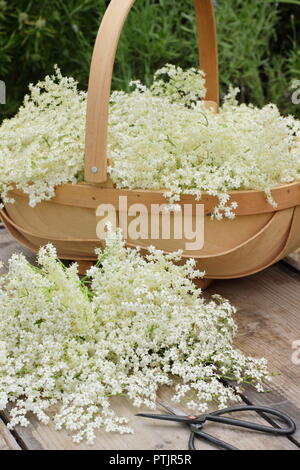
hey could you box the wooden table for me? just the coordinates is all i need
[0,226,299,451]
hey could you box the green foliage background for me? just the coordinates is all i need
[0,0,299,120]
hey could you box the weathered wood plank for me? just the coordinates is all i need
[2,388,296,450]
[0,416,21,450]
[283,253,300,273]
[208,264,300,446]
[0,226,36,275]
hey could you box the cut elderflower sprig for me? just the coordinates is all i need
[0,64,299,217]
[0,229,269,443]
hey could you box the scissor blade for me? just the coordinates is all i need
[136,413,195,424]
[156,400,182,416]
[190,427,238,451]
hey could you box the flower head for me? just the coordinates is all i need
[0,230,269,443]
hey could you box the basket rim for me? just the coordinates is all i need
[8,179,300,217]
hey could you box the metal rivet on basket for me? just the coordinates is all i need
[91,166,98,174]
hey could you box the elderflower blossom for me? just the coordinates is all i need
[0,66,86,207]
[0,65,299,216]
[109,81,300,217]
[150,63,206,106]
[0,229,269,443]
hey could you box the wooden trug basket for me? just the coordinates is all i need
[1,0,300,282]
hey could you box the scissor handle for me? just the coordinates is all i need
[207,405,296,436]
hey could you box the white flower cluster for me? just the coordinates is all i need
[0,230,269,443]
[0,66,86,207]
[109,76,300,218]
[150,63,206,106]
[0,65,299,216]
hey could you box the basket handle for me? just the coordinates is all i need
[84,0,219,183]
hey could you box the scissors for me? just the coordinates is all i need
[136,401,296,450]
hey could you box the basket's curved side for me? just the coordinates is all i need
[2,191,300,279]
[84,0,218,183]
[123,207,300,278]
[0,207,100,260]
[277,204,300,257]
[197,208,295,278]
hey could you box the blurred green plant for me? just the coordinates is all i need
[0,0,299,120]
